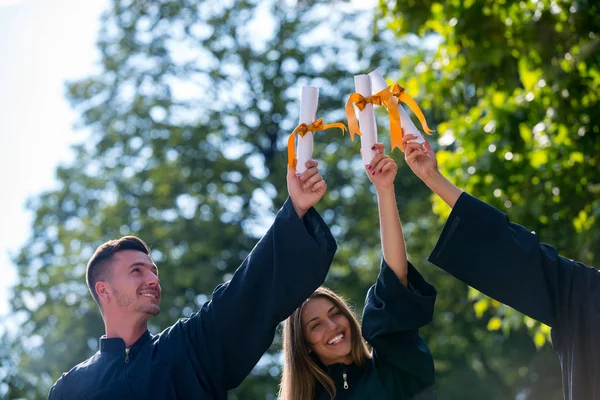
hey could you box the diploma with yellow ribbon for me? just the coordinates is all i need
[345,74,379,164]
[368,69,434,151]
[288,86,346,172]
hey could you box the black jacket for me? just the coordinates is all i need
[48,199,337,400]
[429,192,600,400]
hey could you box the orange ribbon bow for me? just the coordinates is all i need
[345,91,402,150]
[345,83,435,152]
[287,118,346,168]
[388,83,435,150]
[344,93,382,141]
[372,87,404,151]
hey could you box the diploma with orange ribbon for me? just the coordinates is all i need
[287,86,346,172]
[345,74,379,164]
[368,69,434,151]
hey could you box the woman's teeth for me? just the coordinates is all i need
[327,333,344,345]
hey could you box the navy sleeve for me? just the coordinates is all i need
[362,260,437,398]
[47,379,64,400]
[362,260,436,342]
[181,198,336,390]
[428,192,598,331]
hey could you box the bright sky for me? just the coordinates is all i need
[0,0,109,317]
[0,0,379,321]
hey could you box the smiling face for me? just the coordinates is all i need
[97,250,161,318]
[301,296,353,366]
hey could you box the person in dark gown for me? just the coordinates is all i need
[403,133,600,400]
[279,144,437,400]
[48,161,337,400]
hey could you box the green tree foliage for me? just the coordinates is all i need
[4,0,592,398]
[378,0,599,396]
[5,1,409,398]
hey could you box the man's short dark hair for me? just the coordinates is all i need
[86,236,150,306]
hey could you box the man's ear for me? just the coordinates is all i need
[96,281,110,303]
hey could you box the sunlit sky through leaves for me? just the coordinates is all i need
[0,0,108,318]
[0,0,377,321]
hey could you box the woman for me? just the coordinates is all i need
[279,144,437,400]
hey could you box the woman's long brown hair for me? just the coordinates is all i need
[279,287,371,400]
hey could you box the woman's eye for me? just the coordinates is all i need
[132,268,140,273]
[312,323,320,330]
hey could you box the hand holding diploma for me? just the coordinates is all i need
[287,160,327,219]
[403,134,438,182]
[364,143,398,193]
[403,134,462,208]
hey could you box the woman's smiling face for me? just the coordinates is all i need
[301,296,353,365]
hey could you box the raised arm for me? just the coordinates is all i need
[176,160,337,391]
[359,144,437,397]
[361,143,437,337]
[47,382,64,400]
[427,191,587,328]
[366,143,408,285]
[403,134,463,209]
[403,134,597,329]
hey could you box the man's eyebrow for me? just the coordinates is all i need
[128,262,158,271]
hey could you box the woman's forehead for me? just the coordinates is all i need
[302,297,336,317]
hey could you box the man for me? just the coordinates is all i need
[48,161,337,400]
[402,134,600,399]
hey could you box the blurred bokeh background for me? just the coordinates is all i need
[0,0,598,398]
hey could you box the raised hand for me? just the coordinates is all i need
[365,143,398,193]
[403,134,438,183]
[287,160,327,218]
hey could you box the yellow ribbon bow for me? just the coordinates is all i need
[372,87,404,151]
[345,84,435,152]
[287,118,346,168]
[344,93,382,141]
[389,83,435,138]
[345,91,403,151]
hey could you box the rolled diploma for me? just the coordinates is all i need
[296,86,319,173]
[368,69,425,145]
[354,75,377,165]
[397,106,425,144]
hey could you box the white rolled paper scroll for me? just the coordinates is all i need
[368,69,389,95]
[354,75,378,165]
[368,69,425,145]
[295,86,319,173]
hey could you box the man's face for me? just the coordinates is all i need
[104,250,161,317]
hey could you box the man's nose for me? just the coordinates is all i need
[147,272,160,287]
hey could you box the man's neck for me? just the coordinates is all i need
[104,315,149,347]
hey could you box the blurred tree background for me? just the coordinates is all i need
[1,0,598,399]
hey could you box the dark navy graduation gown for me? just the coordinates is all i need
[429,192,600,400]
[47,198,337,400]
[315,261,437,399]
